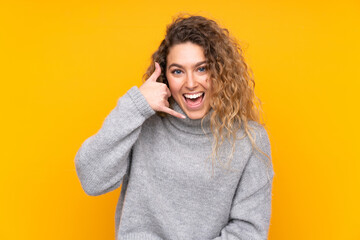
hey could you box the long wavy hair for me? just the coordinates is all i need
[142,13,272,179]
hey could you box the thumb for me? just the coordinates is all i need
[147,62,162,82]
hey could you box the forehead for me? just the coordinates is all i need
[167,42,206,65]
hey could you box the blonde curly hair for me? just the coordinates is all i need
[142,13,272,178]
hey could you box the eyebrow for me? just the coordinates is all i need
[167,61,207,70]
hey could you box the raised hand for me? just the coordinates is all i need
[139,62,186,119]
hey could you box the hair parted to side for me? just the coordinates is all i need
[142,13,272,180]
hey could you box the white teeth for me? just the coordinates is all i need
[184,93,203,99]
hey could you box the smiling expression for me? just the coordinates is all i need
[166,42,212,120]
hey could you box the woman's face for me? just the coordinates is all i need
[166,42,212,120]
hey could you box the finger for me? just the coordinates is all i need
[147,62,162,82]
[160,106,186,119]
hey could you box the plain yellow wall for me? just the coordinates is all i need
[1,0,359,239]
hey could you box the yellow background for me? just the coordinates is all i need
[1,0,359,239]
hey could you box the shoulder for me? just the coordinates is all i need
[246,121,271,151]
[240,120,274,180]
[235,121,270,150]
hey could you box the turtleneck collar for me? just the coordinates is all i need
[166,98,213,135]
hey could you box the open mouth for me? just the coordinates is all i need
[183,92,205,109]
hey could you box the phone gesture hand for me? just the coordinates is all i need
[139,62,186,119]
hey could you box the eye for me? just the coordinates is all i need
[171,69,183,75]
[197,66,207,72]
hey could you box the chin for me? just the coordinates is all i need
[184,109,209,120]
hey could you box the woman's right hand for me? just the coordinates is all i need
[139,62,186,119]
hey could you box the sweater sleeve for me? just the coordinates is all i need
[212,125,275,240]
[74,86,155,196]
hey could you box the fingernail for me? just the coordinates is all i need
[182,115,186,119]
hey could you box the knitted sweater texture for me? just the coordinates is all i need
[74,86,275,240]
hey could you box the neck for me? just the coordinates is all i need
[166,98,213,135]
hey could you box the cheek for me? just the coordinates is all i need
[202,75,211,88]
[167,76,182,94]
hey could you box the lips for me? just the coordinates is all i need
[184,92,203,99]
[182,92,205,109]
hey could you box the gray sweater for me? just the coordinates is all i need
[74,86,275,240]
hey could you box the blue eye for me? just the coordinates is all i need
[198,66,207,72]
[172,69,182,75]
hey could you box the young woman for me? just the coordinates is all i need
[75,14,275,240]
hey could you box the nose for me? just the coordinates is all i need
[185,73,198,90]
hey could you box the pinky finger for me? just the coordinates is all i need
[160,106,186,119]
